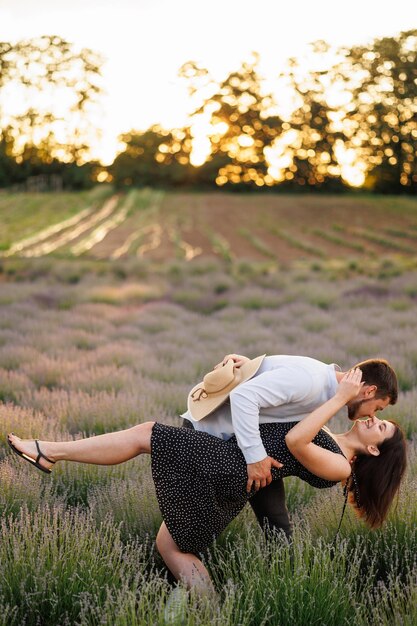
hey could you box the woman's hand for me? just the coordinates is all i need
[335,368,364,403]
[213,354,250,370]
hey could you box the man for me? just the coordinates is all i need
[182,353,398,540]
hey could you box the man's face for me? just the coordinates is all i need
[347,389,390,420]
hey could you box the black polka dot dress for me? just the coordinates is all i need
[150,422,344,555]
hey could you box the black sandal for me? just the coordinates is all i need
[7,434,55,475]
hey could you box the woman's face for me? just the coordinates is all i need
[354,416,396,450]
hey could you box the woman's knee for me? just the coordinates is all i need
[156,523,178,558]
[128,421,154,453]
[155,532,165,557]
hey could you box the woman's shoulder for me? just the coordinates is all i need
[314,427,346,458]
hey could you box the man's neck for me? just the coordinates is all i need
[335,371,346,383]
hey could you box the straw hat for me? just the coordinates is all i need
[187,354,266,421]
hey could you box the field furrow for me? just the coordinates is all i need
[137,224,163,257]
[0,204,97,257]
[70,197,130,256]
[110,230,144,259]
[350,228,417,254]
[168,228,203,260]
[91,190,164,259]
[19,195,120,257]
[1,190,417,264]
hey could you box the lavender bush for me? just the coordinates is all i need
[0,257,416,624]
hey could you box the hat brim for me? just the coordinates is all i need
[187,354,266,421]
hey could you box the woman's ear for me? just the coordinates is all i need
[367,445,380,457]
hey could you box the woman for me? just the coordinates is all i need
[7,369,407,596]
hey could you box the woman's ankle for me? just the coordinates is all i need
[40,441,59,463]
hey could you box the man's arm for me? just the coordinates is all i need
[229,367,314,492]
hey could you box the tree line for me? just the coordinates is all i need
[0,35,102,190]
[0,30,416,193]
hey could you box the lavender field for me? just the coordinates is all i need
[0,251,416,624]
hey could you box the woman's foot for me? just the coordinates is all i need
[7,434,55,473]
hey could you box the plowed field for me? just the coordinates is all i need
[1,189,416,263]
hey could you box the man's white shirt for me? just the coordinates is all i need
[181,355,341,464]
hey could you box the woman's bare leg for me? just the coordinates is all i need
[156,522,215,596]
[8,421,155,471]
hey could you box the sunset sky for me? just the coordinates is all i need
[1,0,417,163]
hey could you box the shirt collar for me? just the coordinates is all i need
[327,363,340,397]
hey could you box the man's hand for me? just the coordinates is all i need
[246,456,283,493]
[214,353,250,370]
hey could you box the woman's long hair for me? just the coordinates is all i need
[346,421,407,528]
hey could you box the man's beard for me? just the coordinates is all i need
[348,399,364,420]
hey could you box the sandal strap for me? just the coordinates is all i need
[35,440,55,465]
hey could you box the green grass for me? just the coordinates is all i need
[238,228,276,258]
[312,228,368,252]
[350,228,417,253]
[0,505,160,626]
[207,231,234,262]
[383,228,417,240]
[1,501,415,625]
[0,185,113,251]
[269,225,326,257]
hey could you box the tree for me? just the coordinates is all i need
[110,126,197,188]
[110,31,417,193]
[279,43,347,190]
[0,128,21,186]
[0,35,103,165]
[343,30,417,192]
[182,55,284,188]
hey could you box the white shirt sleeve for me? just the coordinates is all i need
[229,367,314,464]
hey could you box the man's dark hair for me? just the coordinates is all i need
[353,358,398,404]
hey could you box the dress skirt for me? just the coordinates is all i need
[151,422,252,554]
[150,422,340,554]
